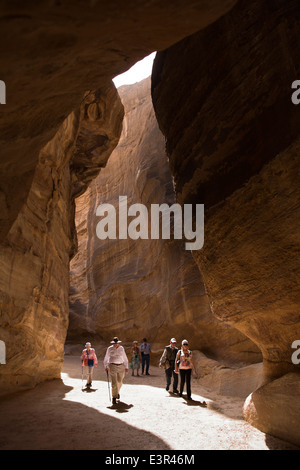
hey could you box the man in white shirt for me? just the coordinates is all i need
[104,337,129,404]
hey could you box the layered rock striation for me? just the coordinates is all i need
[0,84,123,396]
[151,0,300,446]
[68,78,261,365]
[0,0,238,396]
[151,0,300,382]
[0,0,237,243]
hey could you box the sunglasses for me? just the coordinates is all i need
[183,343,189,346]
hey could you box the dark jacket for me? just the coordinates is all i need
[160,345,178,367]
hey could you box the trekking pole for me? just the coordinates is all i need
[106,369,111,402]
[81,365,84,390]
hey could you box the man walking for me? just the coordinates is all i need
[159,338,179,393]
[140,337,151,375]
[104,337,128,404]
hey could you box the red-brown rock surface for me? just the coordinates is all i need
[151,0,300,383]
[0,0,238,396]
[0,0,237,242]
[0,84,123,396]
[1,0,298,449]
[68,78,261,365]
[243,373,300,448]
[151,0,300,445]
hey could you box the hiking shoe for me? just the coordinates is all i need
[112,398,117,404]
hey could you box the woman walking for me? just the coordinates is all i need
[129,341,141,376]
[175,339,197,400]
[81,342,98,388]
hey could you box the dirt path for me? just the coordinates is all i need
[0,356,297,450]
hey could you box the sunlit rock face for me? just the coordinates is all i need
[243,373,300,448]
[68,78,261,365]
[0,0,237,243]
[0,84,123,396]
[0,0,239,396]
[151,0,300,382]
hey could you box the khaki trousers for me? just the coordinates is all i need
[109,363,125,398]
[85,365,94,384]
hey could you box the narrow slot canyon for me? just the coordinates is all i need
[0,0,300,452]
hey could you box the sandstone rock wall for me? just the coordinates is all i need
[0,84,123,396]
[243,373,300,447]
[0,0,238,396]
[68,78,261,365]
[0,0,237,243]
[151,0,300,382]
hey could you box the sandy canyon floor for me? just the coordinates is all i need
[0,355,298,451]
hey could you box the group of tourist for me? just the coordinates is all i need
[81,336,197,405]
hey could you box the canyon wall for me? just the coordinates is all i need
[0,0,238,395]
[0,84,123,396]
[0,0,298,447]
[151,0,300,445]
[0,0,237,243]
[68,78,261,365]
[151,0,300,383]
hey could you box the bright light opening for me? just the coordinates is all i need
[113,52,156,88]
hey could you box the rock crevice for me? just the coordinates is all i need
[68,78,261,367]
[0,83,123,396]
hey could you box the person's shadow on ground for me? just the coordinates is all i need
[182,396,207,407]
[81,387,97,393]
[107,401,134,413]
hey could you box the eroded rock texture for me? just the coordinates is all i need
[68,78,260,364]
[0,84,123,396]
[243,373,300,447]
[151,0,300,382]
[0,0,237,243]
[0,0,238,395]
